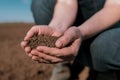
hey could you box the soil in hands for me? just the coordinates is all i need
[27,35,59,49]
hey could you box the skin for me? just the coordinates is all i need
[21,0,78,63]
[21,0,120,63]
[49,0,78,33]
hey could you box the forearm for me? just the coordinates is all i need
[49,0,78,33]
[78,0,120,40]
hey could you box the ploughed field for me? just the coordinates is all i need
[0,23,54,80]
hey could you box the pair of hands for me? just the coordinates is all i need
[21,25,82,63]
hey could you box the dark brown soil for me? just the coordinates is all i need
[27,35,58,49]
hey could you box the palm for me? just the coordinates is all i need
[21,25,62,55]
[24,25,62,41]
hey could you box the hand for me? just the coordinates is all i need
[30,27,83,63]
[21,25,62,59]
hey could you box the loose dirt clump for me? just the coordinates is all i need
[27,35,58,49]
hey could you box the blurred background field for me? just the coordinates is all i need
[0,0,55,79]
[0,23,54,80]
[0,0,59,80]
[0,0,89,80]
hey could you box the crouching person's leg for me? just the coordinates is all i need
[31,0,56,25]
[50,62,71,80]
[31,0,71,80]
[90,26,120,80]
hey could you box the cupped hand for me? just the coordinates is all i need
[21,25,62,58]
[30,27,83,63]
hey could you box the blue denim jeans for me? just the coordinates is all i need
[31,0,120,73]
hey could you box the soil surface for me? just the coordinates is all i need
[0,23,54,80]
[27,35,58,49]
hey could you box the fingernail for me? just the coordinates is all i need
[56,40,62,48]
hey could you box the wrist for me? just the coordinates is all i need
[78,27,85,41]
[49,23,69,34]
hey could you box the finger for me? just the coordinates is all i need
[37,46,60,57]
[37,26,53,35]
[21,41,27,48]
[31,50,63,63]
[25,46,31,53]
[55,33,73,48]
[55,27,80,48]
[71,39,81,56]
[71,39,81,49]
[37,46,72,57]
[37,58,52,64]
[32,55,39,61]
[24,26,38,40]
[28,53,33,58]
[37,46,75,62]
[55,31,72,48]
[52,31,62,37]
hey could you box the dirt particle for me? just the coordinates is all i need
[27,35,58,49]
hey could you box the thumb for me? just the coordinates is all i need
[55,32,73,48]
[24,26,38,40]
[55,27,81,48]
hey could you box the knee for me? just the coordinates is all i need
[90,34,119,71]
[31,0,56,13]
[31,0,45,13]
[31,0,56,25]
